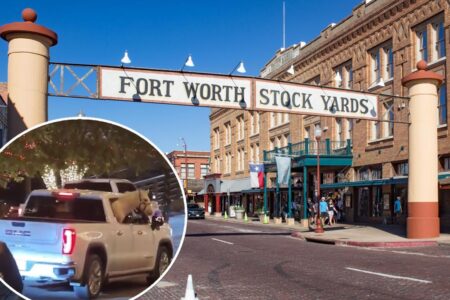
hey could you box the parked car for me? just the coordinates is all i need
[0,189,173,299]
[0,241,23,299]
[187,203,205,219]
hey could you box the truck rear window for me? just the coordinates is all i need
[63,181,113,192]
[23,196,106,222]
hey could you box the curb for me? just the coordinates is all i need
[291,231,438,248]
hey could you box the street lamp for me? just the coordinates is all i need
[314,126,324,233]
[179,137,188,202]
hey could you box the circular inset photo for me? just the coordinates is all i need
[0,118,186,300]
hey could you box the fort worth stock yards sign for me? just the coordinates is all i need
[100,67,378,120]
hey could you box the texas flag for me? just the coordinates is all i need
[250,163,264,188]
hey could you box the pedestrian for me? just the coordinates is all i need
[319,197,328,225]
[393,196,402,224]
[337,196,344,222]
[328,199,337,226]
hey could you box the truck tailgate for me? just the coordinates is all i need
[0,218,63,255]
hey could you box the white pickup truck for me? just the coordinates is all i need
[0,188,173,299]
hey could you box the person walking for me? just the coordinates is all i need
[393,196,402,224]
[328,199,337,226]
[319,197,328,226]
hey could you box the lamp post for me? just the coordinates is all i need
[179,137,188,202]
[314,126,324,233]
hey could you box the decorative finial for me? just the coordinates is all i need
[417,60,427,71]
[22,8,37,23]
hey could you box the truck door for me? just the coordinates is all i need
[128,211,155,270]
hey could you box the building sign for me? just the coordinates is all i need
[254,80,378,120]
[100,68,252,109]
[99,67,378,120]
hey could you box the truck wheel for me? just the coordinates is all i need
[74,254,104,299]
[147,246,171,285]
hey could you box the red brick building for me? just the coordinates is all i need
[167,150,210,200]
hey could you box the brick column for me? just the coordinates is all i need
[0,8,57,139]
[215,193,221,214]
[401,60,444,239]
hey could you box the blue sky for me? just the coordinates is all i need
[0,0,361,152]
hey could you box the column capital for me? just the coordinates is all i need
[401,60,444,87]
[0,8,57,46]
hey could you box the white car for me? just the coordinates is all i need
[0,189,173,299]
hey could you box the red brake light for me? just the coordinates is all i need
[62,228,76,255]
[52,191,80,200]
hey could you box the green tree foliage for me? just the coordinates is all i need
[0,120,169,187]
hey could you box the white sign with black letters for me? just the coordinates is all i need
[99,67,379,120]
[100,68,252,109]
[255,80,378,120]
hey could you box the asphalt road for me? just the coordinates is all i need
[143,218,450,300]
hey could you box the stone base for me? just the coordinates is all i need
[286,218,295,226]
[300,219,309,227]
[407,202,440,239]
[407,217,440,238]
[274,217,282,224]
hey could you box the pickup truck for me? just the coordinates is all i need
[0,188,173,299]
[63,178,138,194]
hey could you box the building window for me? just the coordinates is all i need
[396,162,409,176]
[335,118,342,143]
[250,112,259,135]
[255,143,260,162]
[416,28,428,62]
[237,148,245,171]
[371,166,382,180]
[304,126,310,139]
[358,168,370,181]
[214,127,220,149]
[181,163,195,179]
[385,46,393,79]
[370,120,381,141]
[225,152,231,173]
[383,100,394,137]
[270,138,275,150]
[225,122,231,145]
[201,164,209,177]
[443,157,450,170]
[214,156,220,173]
[270,112,276,128]
[438,83,447,126]
[255,112,260,133]
[237,115,244,141]
[434,20,446,60]
[371,50,381,84]
[369,42,392,87]
[415,15,445,64]
[345,119,352,140]
[334,61,353,89]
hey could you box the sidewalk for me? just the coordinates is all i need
[205,214,450,248]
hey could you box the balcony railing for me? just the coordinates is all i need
[263,138,352,163]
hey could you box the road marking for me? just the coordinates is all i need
[219,225,262,233]
[364,247,450,259]
[212,238,234,245]
[346,267,432,284]
[156,281,178,288]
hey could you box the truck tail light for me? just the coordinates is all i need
[52,191,80,201]
[62,228,76,255]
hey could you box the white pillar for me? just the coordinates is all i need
[0,8,57,139]
[402,60,444,238]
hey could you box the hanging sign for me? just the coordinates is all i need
[254,80,378,120]
[98,66,378,120]
[100,68,252,109]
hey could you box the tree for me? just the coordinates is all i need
[0,119,170,188]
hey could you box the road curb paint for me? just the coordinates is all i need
[290,231,438,248]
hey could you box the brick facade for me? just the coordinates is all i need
[209,0,450,223]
